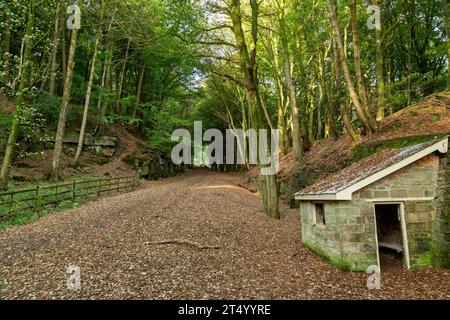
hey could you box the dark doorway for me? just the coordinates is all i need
[374,204,405,270]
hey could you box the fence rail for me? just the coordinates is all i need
[0,175,140,218]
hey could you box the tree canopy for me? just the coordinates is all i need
[0,0,448,216]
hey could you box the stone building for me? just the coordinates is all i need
[295,138,449,271]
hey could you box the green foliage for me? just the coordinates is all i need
[0,111,12,145]
[0,175,137,229]
[15,106,48,158]
[105,114,143,126]
[147,110,192,152]
[31,94,62,124]
[0,0,448,190]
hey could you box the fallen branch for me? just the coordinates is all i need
[149,240,221,250]
[237,183,258,194]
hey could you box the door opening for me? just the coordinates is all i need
[374,204,407,270]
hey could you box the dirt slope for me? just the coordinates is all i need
[0,93,14,115]
[12,125,147,182]
[278,92,450,183]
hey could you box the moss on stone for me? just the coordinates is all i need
[351,134,448,163]
[302,238,370,272]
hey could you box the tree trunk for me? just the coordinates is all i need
[133,64,145,118]
[325,81,337,140]
[116,38,131,115]
[314,48,326,140]
[321,48,337,139]
[73,45,97,165]
[73,0,104,166]
[331,35,360,142]
[51,13,79,180]
[95,17,114,134]
[95,57,107,132]
[61,18,67,82]
[49,1,61,96]
[374,0,386,120]
[267,35,287,153]
[294,31,311,152]
[229,0,279,219]
[278,10,302,160]
[349,0,371,115]
[326,0,376,134]
[239,89,251,170]
[261,32,288,151]
[444,0,450,90]
[308,91,315,142]
[0,0,35,188]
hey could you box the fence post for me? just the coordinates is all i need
[133,171,140,190]
[35,186,40,208]
[97,179,101,197]
[10,193,13,212]
[72,181,76,202]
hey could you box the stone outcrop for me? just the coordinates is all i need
[122,151,185,180]
[47,133,117,158]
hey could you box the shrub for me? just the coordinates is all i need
[31,94,62,125]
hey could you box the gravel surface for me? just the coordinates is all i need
[0,170,448,300]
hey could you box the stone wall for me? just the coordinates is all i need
[403,201,435,267]
[433,151,450,267]
[300,153,441,271]
[300,201,378,271]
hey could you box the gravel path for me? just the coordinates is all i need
[0,170,448,300]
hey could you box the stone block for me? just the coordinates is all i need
[408,189,425,198]
[424,190,436,197]
[390,189,408,198]
[356,216,365,224]
[349,233,365,242]
[360,190,374,199]
[336,215,348,224]
[373,190,389,198]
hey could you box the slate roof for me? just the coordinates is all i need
[295,138,448,199]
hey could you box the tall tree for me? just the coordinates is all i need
[228,0,279,218]
[115,38,131,116]
[276,0,303,160]
[49,0,62,96]
[0,0,36,188]
[349,0,371,116]
[133,63,146,119]
[326,0,377,134]
[331,31,360,142]
[374,0,386,120]
[51,0,80,179]
[444,0,450,90]
[73,0,105,166]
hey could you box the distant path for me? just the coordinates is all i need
[0,170,448,299]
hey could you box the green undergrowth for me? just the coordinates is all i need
[0,174,136,230]
[0,198,84,230]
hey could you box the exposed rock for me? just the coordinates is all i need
[124,150,184,181]
[46,133,117,148]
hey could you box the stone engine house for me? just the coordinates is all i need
[295,138,449,271]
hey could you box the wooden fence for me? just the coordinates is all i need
[0,175,140,218]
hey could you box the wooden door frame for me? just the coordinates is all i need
[372,202,411,270]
